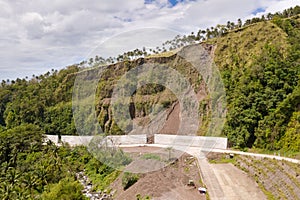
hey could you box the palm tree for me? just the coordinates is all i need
[7,167,20,185]
[1,80,6,87]
[238,19,242,28]
[0,181,13,200]
[22,172,38,197]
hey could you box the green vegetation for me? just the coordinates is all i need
[207,153,236,164]
[0,66,79,136]
[0,125,120,199]
[136,193,151,200]
[41,177,87,200]
[84,157,122,191]
[214,15,300,151]
[142,153,161,161]
[122,172,140,190]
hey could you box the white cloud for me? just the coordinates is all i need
[0,0,299,81]
[21,12,48,39]
[249,0,300,18]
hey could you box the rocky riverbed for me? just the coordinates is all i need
[76,171,113,200]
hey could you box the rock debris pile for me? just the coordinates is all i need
[76,172,113,200]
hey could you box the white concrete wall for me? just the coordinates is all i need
[105,135,147,145]
[45,135,93,146]
[46,134,226,149]
[154,134,227,150]
[45,135,58,144]
[45,134,147,146]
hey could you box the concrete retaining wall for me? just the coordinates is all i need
[46,134,227,149]
[45,134,147,146]
[46,135,93,146]
[154,134,227,149]
[105,135,147,145]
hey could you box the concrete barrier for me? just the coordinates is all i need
[154,134,227,149]
[105,135,147,145]
[45,134,147,146]
[45,135,58,144]
[45,135,93,146]
[46,134,226,149]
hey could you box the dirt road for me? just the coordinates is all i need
[197,154,266,200]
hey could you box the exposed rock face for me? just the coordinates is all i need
[92,44,212,136]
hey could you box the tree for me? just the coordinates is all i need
[40,177,87,200]
[237,19,242,28]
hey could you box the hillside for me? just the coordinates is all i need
[211,15,300,150]
[0,10,299,153]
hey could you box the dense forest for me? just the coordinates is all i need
[0,124,123,199]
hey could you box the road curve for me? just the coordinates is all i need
[118,144,300,164]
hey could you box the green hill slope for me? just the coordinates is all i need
[212,15,300,150]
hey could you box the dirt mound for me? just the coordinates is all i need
[124,159,166,173]
[110,150,205,200]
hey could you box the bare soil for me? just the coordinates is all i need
[157,82,208,136]
[110,147,205,200]
[158,102,180,134]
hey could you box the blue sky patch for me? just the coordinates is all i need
[169,0,183,6]
[144,0,154,4]
[114,16,132,22]
[252,7,266,15]
[144,0,186,7]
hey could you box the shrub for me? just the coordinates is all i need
[122,172,139,190]
[41,177,87,200]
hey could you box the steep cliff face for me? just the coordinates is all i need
[92,47,211,136]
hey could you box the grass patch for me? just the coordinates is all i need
[136,194,151,200]
[207,153,236,164]
[247,148,300,159]
[146,49,179,58]
[141,153,161,161]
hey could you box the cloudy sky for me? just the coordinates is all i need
[1,0,299,81]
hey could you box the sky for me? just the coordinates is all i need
[0,0,300,81]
